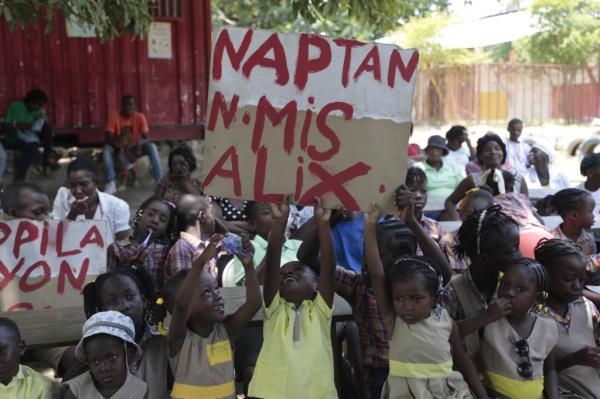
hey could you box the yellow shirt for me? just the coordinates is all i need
[248,292,337,399]
[0,365,54,399]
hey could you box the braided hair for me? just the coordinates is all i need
[83,266,159,327]
[580,153,600,176]
[454,205,518,261]
[405,166,427,187]
[504,257,548,294]
[131,196,178,246]
[548,188,591,217]
[389,256,444,312]
[534,238,585,272]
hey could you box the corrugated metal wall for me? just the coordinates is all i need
[0,0,211,143]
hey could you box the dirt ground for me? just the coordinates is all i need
[3,123,598,215]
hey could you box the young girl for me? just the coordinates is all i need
[364,203,488,399]
[64,311,147,399]
[168,234,260,399]
[81,267,168,399]
[107,196,178,292]
[480,258,559,399]
[548,189,596,256]
[248,197,338,399]
[443,206,521,366]
[535,238,600,398]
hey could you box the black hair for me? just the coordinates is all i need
[0,317,21,342]
[507,118,523,130]
[175,194,211,231]
[83,267,159,326]
[405,166,427,186]
[548,188,591,217]
[454,205,518,261]
[131,196,179,247]
[168,146,197,173]
[23,89,48,104]
[463,187,494,205]
[67,156,97,179]
[388,256,444,304]
[534,238,585,272]
[1,181,46,210]
[476,133,507,165]
[376,219,417,255]
[445,125,467,141]
[122,95,135,103]
[504,257,548,294]
[580,153,600,176]
[244,200,260,221]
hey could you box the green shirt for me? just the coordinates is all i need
[0,365,54,399]
[3,101,46,145]
[222,235,302,287]
[416,160,463,199]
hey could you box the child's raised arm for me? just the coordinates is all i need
[449,321,489,399]
[364,202,395,336]
[263,197,290,307]
[169,234,221,356]
[394,187,451,283]
[225,236,261,335]
[314,198,335,308]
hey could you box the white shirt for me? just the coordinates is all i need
[52,187,130,245]
[578,182,600,216]
[524,166,570,190]
[504,139,531,174]
[444,145,470,173]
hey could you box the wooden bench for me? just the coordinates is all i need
[3,287,353,348]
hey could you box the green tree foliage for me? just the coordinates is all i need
[516,0,600,65]
[212,0,450,42]
[0,0,155,41]
[385,14,489,69]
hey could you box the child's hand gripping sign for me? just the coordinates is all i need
[202,27,419,214]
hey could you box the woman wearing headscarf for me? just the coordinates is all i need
[442,133,528,220]
[524,140,570,190]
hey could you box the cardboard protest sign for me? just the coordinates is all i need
[0,219,107,313]
[202,27,419,213]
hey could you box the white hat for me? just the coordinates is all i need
[531,140,556,163]
[75,310,141,364]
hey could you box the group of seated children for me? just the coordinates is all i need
[2,138,600,398]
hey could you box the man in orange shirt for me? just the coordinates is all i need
[103,95,163,194]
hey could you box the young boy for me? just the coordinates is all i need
[0,318,54,398]
[165,194,227,280]
[0,182,49,221]
[578,153,600,216]
[505,118,530,174]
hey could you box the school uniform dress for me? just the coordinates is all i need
[381,309,472,399]
[552,225,597,257]
[132,326,169,399]
[65,371,147,399]
[169,323,235,399]
[480,316,558,399]
[248,292,337,399]
[546,297,600,398]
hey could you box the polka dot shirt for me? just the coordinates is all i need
[211,197,250,221]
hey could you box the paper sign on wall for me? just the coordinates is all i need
[201,27,419,213]
[0,220,107,313]
[148,22,173,59]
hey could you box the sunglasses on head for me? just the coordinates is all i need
[514,338,533,380]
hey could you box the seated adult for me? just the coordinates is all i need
[578,153,600,215]
[416,135,463,200]
[464,132,513,175]
[222,201,302,286]
[1,89,59,181]
[52,157,130,245]
[210,196,254,235]
[444,125,475,171]
[524,140,569,190]
[443,133,528,220]
[103,95,163,194]
[154,146,202,203]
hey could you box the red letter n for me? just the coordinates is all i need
[58,259,89,294]
[212,28,253,80]
[387,50,419,88]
